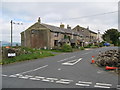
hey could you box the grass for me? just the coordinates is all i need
[1,51,55,65]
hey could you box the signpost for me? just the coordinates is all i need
[7,49,16,58]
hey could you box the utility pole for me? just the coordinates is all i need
[10,20,23,47]
[98,30,100,47]
[10,20,13,47]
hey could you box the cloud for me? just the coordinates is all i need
[1,2,118,42]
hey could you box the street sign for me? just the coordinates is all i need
[7,49,16,57]
[8,53,16,57]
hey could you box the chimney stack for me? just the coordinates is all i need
[87,26,89,30]
[67,25,71,29]
[60,23,64,29]
[38,17,41,23]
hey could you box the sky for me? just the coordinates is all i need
[0,0,119,43]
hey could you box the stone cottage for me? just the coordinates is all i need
[72,25,97,46]
[21,17,82,49]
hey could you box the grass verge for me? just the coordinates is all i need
[1,51,55,65]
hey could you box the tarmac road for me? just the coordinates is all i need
[2,47,119,89]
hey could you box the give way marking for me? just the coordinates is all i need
[62,58,82,65]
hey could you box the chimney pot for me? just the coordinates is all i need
[38,17,41,23]
[60,23,64,29]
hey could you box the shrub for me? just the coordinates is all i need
[80,47,85,50]
[61,44,73,52]
[90,46,98,48]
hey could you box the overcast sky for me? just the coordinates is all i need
[0,0,119,43]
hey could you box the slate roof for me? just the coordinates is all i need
[72,25,97,35]
[41,23,81,36]
[42,23,65,33]
[22,22,83,36]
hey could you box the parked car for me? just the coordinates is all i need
[104,43,110,46]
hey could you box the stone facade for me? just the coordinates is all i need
[21,17,97,49]
[72,25,97,46]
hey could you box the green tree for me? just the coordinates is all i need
[102,29,120,46]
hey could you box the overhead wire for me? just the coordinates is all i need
[52,10,118,22]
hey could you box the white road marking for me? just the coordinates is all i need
[117,85,120,87]
[94,85,110,88]
[75,83,90,87]
[15,74,22,76]
[94,82,112,88]
[57,56,76,62]
[46,78,58,82]
[18,75,29,79]
[62,58,82,65]
[78,81,92,84]
[2,74,8,77]
[96,83,112,86]
[9,75,17,78]
[117,85,120,89]
[76,81,92,87]
[24,75,33,78]
[56,79,73,84]
[41,78,50,82]
[35,76,45,79]
[3,73,115,88]
[29,78,40,80]
[58,68,61,70]
[16,65,48,75]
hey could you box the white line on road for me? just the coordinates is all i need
[94,85,110,88]
[18,75,30,79]
[41,78,50,82]
[16,65,48,75]
[2,74,8,77]
[9,75,17,78]
[117,85,120,89]
[29,78,40,80]
[75,81,92,87]
[24,75,33,78]
[35,76,45,79]
[58,68,61,70]
[56,79,73,84]
[75,83,90,87]
[46,78,58,82]
[78,81,92,84]
[62,58,82,65]
[96,83,112,86]
[57,56,76,62]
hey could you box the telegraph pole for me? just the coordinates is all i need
[98,30,100,47]
[10,20,23,47]
[10,20,13,47]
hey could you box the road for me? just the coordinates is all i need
[2,47,119,89]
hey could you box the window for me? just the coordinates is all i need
[31,30,39,34]
[82,30,84,32]
[54,33,59,37]
[54,40,58,46]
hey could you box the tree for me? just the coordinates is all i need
[102,29,120,46]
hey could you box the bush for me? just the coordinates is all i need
[80,47,85,50]
[90,46,98,48]
[84,46,90,48]
[61,44,73,52]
